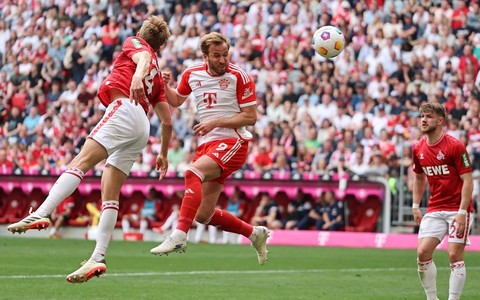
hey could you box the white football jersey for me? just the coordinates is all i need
[177,62,257,144]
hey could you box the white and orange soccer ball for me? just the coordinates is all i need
[312,26,345,59]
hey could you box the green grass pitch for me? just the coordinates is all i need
[0,237,479,299]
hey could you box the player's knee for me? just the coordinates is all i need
[185,167,205,182]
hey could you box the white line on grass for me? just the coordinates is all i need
[3,267,480,280]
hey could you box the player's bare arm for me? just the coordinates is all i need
[161,71,189,107]
[412,172,427,225]
[130,51,152,105]
[153,101,173,180]
[454,171,474,232]
[193,105,257,136]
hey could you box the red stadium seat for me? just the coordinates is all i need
[0,188,28,223]
[345,195,382,232]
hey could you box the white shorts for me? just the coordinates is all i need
[88,99,150,175]
[418,211,473,245]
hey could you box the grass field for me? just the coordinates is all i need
[1,237,480,300]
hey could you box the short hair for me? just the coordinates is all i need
[199,32,230,55]
[137,16,171,51]
[419,102,447,120]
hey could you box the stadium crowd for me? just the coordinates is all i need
[0,0,479,191]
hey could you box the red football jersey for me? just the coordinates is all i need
[177,62,256,145]
[412,133,473,213]
[97,36,166,112]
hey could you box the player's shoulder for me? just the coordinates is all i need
[413,136,427,151]
[227,63,252,84]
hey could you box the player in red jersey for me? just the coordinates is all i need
[7,16,173,283]
[412,102,473,300]
[150,32,270,265]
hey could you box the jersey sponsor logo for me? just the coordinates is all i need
[132,38,142,49]
[422,164,450,176]
[243,87,253,99]
[219,78,229,90]
[437,150,445,160]
[203,92,217,108]
[462,152,471,167]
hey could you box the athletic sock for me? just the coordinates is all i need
[91,201,119,262]
[176,168,204,233]
[36,168,84,217]
[206,208,254,237]
[418,259,438,300]
[449,261,466,300]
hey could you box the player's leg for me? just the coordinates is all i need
[66,164,127,283]
[199,182,270,265]
[7,139,107,234]
[446,212,473,300]
[151,155,221,255]
[417,212,446,300]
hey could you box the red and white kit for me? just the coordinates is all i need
[90,36,167,174]
[177,62,256,182]
[412,133,473,243]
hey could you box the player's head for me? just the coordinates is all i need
[200,32,230,76]
[419,102,447,134]
[137,16,171,51]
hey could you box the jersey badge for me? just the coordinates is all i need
[219,78,229,90]
[132,38,142,49]
[462,152,471,167]
[436,150,445,161]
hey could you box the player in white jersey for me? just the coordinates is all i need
[150,32,270,265]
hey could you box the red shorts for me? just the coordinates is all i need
[193,138,249,184]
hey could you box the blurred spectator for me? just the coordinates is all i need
[251,193,282,229]
[122,188,160,235]
[321,191,345,231]
[48,195,75,238]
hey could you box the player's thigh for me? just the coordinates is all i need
[96,100,149,175]
[69,138,108,172]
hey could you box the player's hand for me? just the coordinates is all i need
[412,208,423,226]
[155,154,168,180]
[162,71,171,85]
[454,213,467,236]
[130,75,146,106]
[193,121,215,136]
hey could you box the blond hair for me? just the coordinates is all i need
[199,32,230,55]
[419,102,447,120]
[137,16,171,51]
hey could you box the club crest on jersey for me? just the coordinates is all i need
[219,79,229,90]
[437,150,445,161]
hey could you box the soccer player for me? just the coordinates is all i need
[412,102,474,300]
[150,32,270,265]
[7,16,173,283]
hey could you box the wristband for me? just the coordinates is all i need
[412,203,419,209]
[458,209,467,215]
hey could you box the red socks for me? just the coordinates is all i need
[177,169,204,233]
[207,208,254,237]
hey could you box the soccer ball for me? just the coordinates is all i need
[312,26,345,59]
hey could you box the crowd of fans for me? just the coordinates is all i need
[0,0,480,194]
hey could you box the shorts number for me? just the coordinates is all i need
[449,222,465,239]
[216,143,228,151]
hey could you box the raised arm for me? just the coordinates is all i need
[130,51,151,105]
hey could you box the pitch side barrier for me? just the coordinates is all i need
[0,170,390,233]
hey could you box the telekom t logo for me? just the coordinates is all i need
[374,233,387,248]
[203,92,217,108]
[317,232,330,246]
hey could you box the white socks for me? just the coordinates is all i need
[91,201,119,262]
[171,229,187,242]
[36,168,84,217]
[449,261,466,300]
[418,259,437,300]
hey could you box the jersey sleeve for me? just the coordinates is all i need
[412,142,423,174]
[122,37,149,59]
[177,69,192,96]
[452,141,473,175]
[236,74,256,108]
